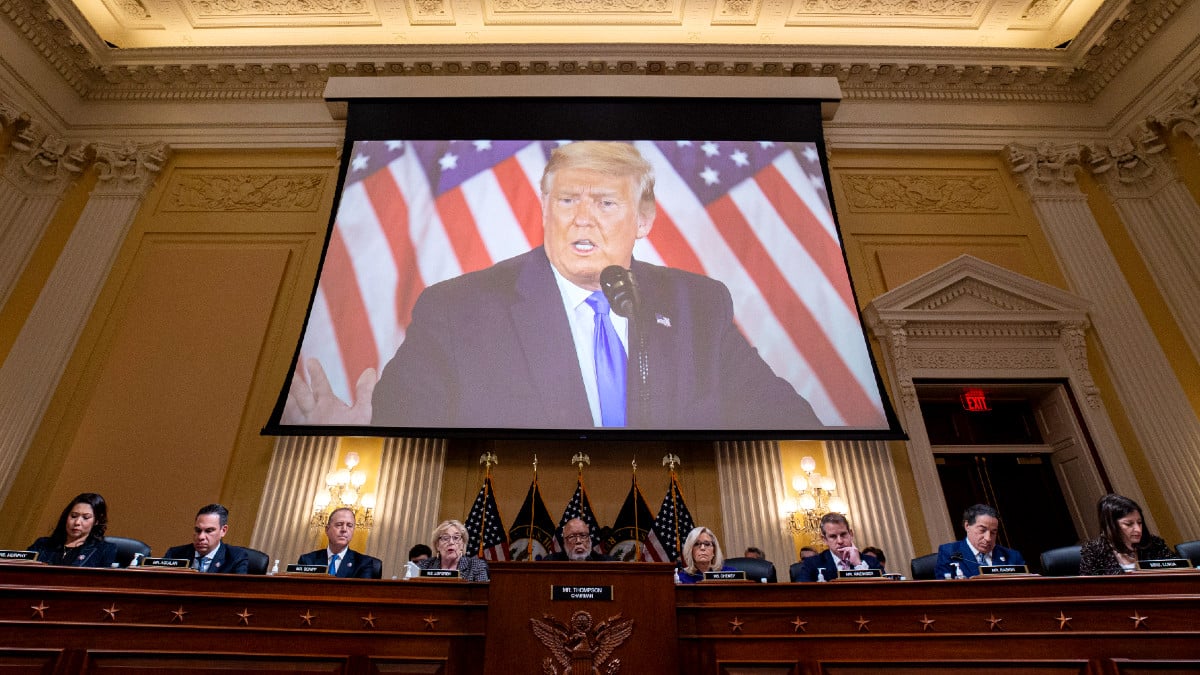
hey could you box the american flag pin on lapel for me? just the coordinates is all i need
[656,314,671,327]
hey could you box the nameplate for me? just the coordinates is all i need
[552,585,613,601]
[979,564,1029,575]
[0,550,39,562]
[141,557,191,569]
[1137,558,1193,571]
[704,570,747,581]
[838,569,883,579]
[286,564,328,574]
[419,568,460,578]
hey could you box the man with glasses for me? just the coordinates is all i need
[545,518,612,561]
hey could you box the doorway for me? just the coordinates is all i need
[918,380,1108,572]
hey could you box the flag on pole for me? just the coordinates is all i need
[603,475,668,562]
[285,139,888,429]
[464,475,510,562]
[652,472,696,564]
[556,477,603,555]
[507,476,557,560]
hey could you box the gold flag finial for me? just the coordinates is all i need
[572,452,591,477]
[480,452,498,477]
[662,453,680,472]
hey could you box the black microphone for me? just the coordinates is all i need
[599,265,640,318]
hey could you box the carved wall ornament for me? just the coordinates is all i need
[792,0,979,19]
[4,130,90,192]
[1058,321,1101,408]
[488,0,674,18]
[1149,79,1200,146]
[187,0,370,18]
[404,0,453,23]
[530,611,634,675]
[163,173,326,211]
[913,279,1047,313]
[712,0,761,24]
[840,173,1005,213]
[907,346,1059,370]
[110,0,151,19]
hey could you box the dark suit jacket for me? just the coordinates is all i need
[298,548,383,579]
[163,543,249,574]
[373,247,821,429]
[28,536,118,568]
[934,540,1026,579]
[791,549,882,582]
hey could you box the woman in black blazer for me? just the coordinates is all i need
[28,492,119,568]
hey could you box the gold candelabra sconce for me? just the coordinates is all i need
[783,456,848,545]
[311,451,376,531]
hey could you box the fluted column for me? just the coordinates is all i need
[715,440,794,570]
[1008,142,1200,539]
[368,437,447,579]
[0,127,89,307]
[0,141,168,507]
[249,436,340,570]
[1089,137,1200,362]
[825,439,914,575]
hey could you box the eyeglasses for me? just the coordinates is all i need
[438,534,464,543]
[693,541,715,549]
[564,534,591,543]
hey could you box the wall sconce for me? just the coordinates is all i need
[783,456,848,544]
[311,451,376,531]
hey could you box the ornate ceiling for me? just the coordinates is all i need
[0,0,1189,105]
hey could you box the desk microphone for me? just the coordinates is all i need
[600,265,640,318]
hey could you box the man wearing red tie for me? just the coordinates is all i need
[791,512,881,582]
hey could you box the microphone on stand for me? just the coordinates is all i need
[600,265,649,425]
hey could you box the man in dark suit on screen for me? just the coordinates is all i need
[164,504,249,574]
[935,503,1025,579]
[298,507,382,578]
[289,141,821,430]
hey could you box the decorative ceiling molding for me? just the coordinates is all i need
[0,0,1185,105]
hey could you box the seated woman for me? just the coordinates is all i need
[416,519,489,581]
[676,526,734,584]
[28,493,118,568]
[1080,493,1176,575]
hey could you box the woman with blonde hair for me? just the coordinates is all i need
[676,526,734,584]
[416,519,490,581]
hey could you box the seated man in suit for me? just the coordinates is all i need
[298,507,382,578]
[935,503,1026,579]
[164,504,248,574]
[791,513,882,582]
[545,518,611,561]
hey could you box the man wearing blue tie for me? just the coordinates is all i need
[298,507,383,579]
[934,504,1026,579]
[164,504,249,574]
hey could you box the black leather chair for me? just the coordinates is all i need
[106,536,152,568]
[910,552,938,580]
[367,557,384,580]
[242,546,270,575]
[723,556,777,583]
[1040,545,1082,577]
[1174,539,1200,566]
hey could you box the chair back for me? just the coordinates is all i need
[106,536,152,568]
[242,546,270,575]
[910,552,938,580]
[1039,545,1082,577]
[723,556,777,583]
[1174,539,1200,566]
[367,557,384,580]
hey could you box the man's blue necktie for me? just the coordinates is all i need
[585,291,627,427]
[329,553,340,576]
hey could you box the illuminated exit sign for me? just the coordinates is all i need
[960,389,991,412]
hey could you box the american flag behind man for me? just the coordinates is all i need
[464,475,510,562]
[555,477,604,556]
[285,139,886,428]
[652,471,696,564]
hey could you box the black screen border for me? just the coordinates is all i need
[263,94,905,442]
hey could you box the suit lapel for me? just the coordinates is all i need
[337,550,352,577]
[511,249,592,426]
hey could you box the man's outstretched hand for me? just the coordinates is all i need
[282,358,376,425]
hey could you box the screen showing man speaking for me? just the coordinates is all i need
[268,138,895,436]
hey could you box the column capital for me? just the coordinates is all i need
[92,141,170,197]
[3,128,90,195]
[1005,142,1087,199]
[1086,128,1174,198]
[1148,78,1200,148]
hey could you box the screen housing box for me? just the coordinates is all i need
[324,75,842,121]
